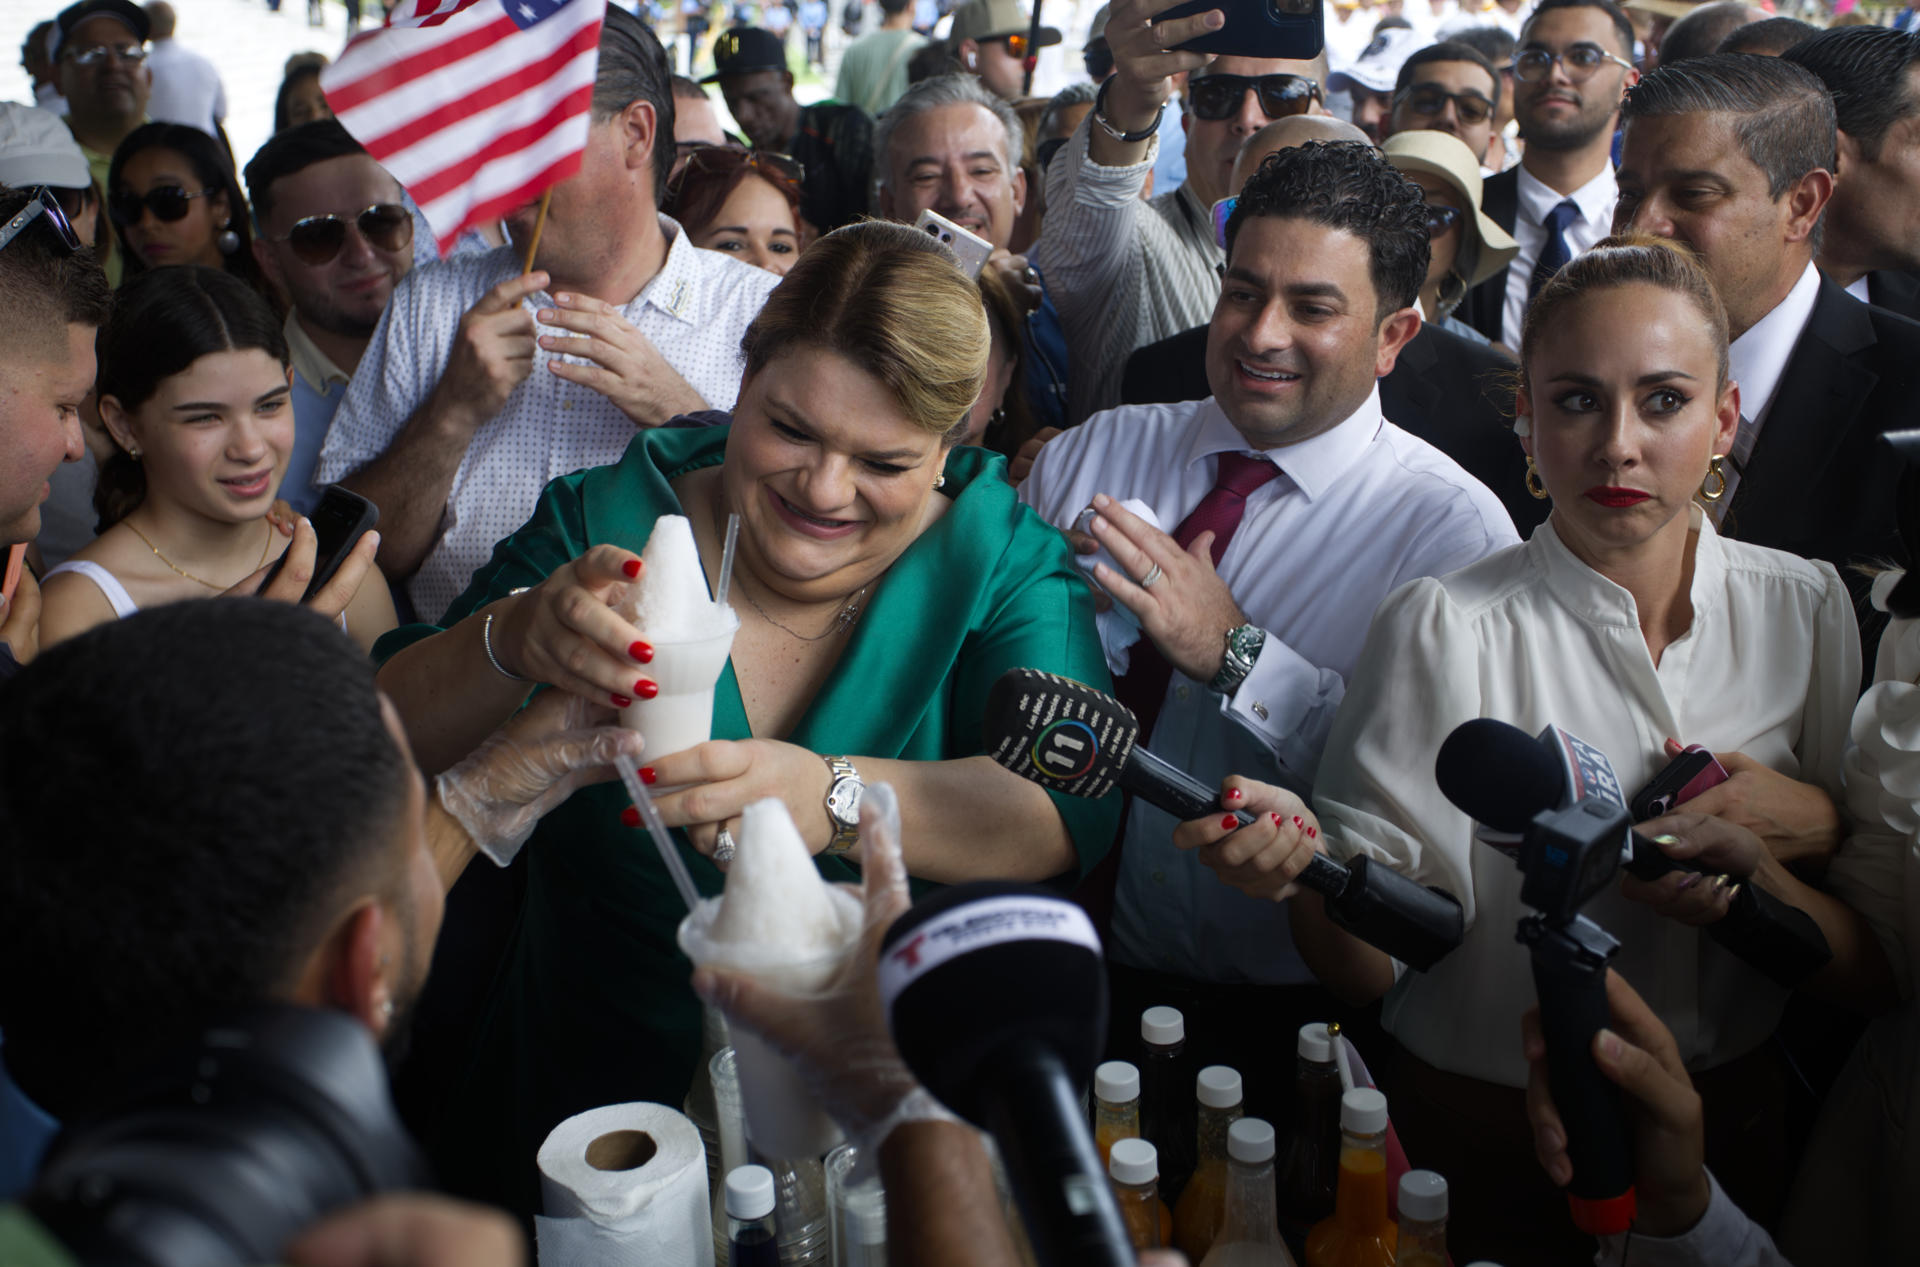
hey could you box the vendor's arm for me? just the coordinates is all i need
[878,1121,1023,1267]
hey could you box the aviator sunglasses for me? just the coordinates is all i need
[270,204,414,266]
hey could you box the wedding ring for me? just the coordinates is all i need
[1138,563,1163,590]
[714,827,737,864]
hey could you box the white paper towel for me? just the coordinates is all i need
[535,1102,714,1267]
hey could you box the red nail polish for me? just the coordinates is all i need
[1293,815,1303,828]
[619,805,641,828]
[610,693,632,708]
[630,640,654,663]
[1224,787,1243,802]
[1307,826,1318,838]
[1271,812,1286,826]
[635,679,659,699]
[639,766,657,785]
[1220,814,1239,830]
[622,559,641,578]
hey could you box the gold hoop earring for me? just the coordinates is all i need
[1525,457,1549,501]
[1699,454,1727,502]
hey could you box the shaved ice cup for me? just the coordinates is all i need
[620,607,742,763]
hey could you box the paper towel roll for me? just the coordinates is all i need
[535,1102,714,1267]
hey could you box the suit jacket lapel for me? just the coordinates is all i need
[1461,169,1520,342]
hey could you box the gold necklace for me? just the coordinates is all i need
[740,579,869,641]
[123,519,273,591]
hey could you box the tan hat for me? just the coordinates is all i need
[949,0,1062,48]
[1383,129,1519,293]
[1623,0,1701,18]
[0,103,91,189]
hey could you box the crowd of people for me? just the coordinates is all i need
[3,0,1920,1263]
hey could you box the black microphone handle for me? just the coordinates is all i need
[1624,830,1833,986]
[979,1038,1136,1267]
[1529,924,1637,1236]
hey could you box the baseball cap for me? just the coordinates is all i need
[1329,26,1423,96]
[701,26,788,82]
[949,0,1062,49]
[53,0,151,58]
[0,104,92,189]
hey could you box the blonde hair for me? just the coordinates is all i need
[740,220,990,442]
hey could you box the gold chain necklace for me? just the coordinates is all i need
[739,580,869,641]
[123,519,273,591]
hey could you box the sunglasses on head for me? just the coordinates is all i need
[110,184,217,227]
[668,146,806,199]
[273,203,414,265]
[1188,73,1322,122]
[0,187,82,256]
[1396,83,1495,126]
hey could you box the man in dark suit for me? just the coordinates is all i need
[1619,54,1913,646]
[1122,320,1545,535]
[1455,0,1638,347]
[1783,28,1920,324]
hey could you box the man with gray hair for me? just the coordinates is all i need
[316,9,778,620]
[875,72,1070,430]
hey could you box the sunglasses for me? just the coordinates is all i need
[1425,203,1462,236]
[993,33,1032,60]
[110,184,217,227]
[1396,83,1495,126]
[65,42,147,66]
[1511,43,1634,84]
[668,146,806,200]
[272,203,413,265]
[1188,73,1323,122]
[0,187,82,255]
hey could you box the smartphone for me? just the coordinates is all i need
[1154,0,1325,60]
[258,485,380,603]
[913,208,994,280]
[1629,745,1730,821]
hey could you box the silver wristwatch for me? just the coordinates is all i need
[823,755,864,858]
[1209,624,1266,696]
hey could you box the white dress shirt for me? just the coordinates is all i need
[143,38,226,137]
[1718,261,1821,517]
[1315,507,1859,1086]
[1595,1171,1789,1267]
[1021,391,1519,983]
[317,219,778,619]
[1502,162,1617,347]
[1033,114,1225,425]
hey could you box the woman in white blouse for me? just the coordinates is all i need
[1180,238,1862,1260]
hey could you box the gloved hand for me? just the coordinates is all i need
[691,783,953,1171]
[435,689,645,866]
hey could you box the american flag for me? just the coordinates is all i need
[322,0,606,251]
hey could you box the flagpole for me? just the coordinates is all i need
[521,188,553,274]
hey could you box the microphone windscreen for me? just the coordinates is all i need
[982,668,1140,802]
[1434,718,1567,832]
[878,881,1107,1127]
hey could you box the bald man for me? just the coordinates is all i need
[1121,115,1540,530]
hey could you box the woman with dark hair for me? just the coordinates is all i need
[663,145,805,276]
[37,267,394,651]
[274,57,334,134]
[969,265,1039,459]
[107,123,268,298]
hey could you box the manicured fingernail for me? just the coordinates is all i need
[1292,815,1303,827]
[1652,833,1680,846]
[635,679,658,699]
[1677,873,1702,891]
[639,766,657,785]
[555,292,571,303]
[1224,787,1243,802]
[1598,1028,1622,1060]
[1221,814,1239,830]
[622,559,642,578]
[1271,812,1285,826]
[1307,825,1318,838]
[610,693,632,708]
[630,640,654,663]
[620,805,641,828]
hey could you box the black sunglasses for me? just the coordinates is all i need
[1396,83,1495,126]
[273,204,414,265]
[0,187,81,255]
[1188,73,1322,122]
[1426,204,1462,236]
[110,184,217,227]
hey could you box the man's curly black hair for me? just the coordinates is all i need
[1223,140,1432,323]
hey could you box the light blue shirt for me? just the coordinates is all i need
[1153,100,1188,193]
[0,1033,56,1202]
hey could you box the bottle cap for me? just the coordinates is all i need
[1109,1137,1158,1184]
[1398,1169,1448,1221]
[1095,1060,1140,1103]
[1227,1116,1276,1163]
[1341,1087,1388,1134]
[1196,1065,1242,1108]
[725,1164,775,1220]
[1141,1006,1185,1046]
[1297,1022,1334,1063]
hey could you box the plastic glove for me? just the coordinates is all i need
[691,782,954,1172]
[435,689,646,866]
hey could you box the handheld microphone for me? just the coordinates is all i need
[877,882,1133,1267]
[982,668,1464,970]
[1436,718,1832,985]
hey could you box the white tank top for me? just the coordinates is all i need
[42,559,139,619]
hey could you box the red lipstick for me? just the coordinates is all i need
[1584,487,1651,508]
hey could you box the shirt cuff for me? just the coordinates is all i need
[1067,125,1160,208]
[1218,630,1345,778]
[1593,1171,1778,1267]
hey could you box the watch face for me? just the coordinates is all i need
[828,779,863,824]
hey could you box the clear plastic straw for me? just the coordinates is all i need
[714,513,740,607]
[616,751,701,912]
[1331,1023,1355,1095]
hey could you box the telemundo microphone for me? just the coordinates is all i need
[1434,718,1833,986]
[878,882,1134,1267]
[981,668,1464,971]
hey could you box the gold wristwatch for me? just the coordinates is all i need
[823,755,864,858]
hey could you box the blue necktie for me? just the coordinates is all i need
[1529,198,1580,299]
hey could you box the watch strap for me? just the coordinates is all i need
[1093,78,1165,146]
[823,754,862,858]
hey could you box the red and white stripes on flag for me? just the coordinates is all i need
[322,0,606,252]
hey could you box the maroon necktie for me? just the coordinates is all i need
[1113,452,1281,737]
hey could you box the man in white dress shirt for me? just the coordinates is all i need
[1021,140,1517,1119]
[317,9,778,620]
[140,3,224,142]
[1456,0,1637,345]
